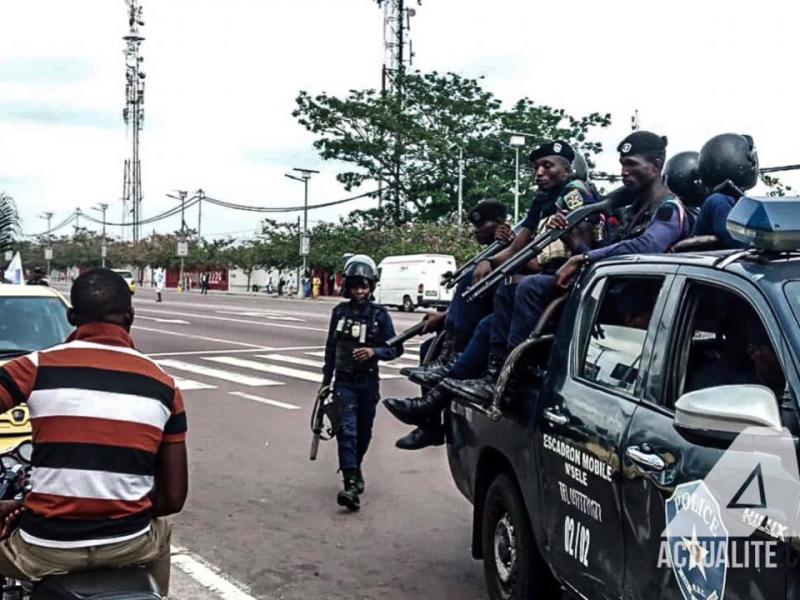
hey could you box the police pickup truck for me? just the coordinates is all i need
[446,197,800,600]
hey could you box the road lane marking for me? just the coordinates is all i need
[304,349,420,363]
[228,391,301,410]
[137,316,191,325]
[216,310,304,322]
[203,356,324,383]
[158,359,285,387]
[261,354,408,377]
[136,308,327,332]
[171,545,256,600]
[149,347,276,358]
[133,325,273,349]
[174,377,217,391]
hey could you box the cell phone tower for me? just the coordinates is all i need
[122,0,146,243]
[376,0,418,96]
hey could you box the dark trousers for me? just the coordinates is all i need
[335,376,380,472]
[445,267,497,345]
[450,315,492,379]
[491,274,557,352]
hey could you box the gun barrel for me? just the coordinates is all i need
[386,320,427,347]
[442,221,525,288]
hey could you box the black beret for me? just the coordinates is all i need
[468,199,508,225]
[617,131,668,157]
[529,140,575,163]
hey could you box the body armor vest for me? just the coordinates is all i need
[333,303,380,375]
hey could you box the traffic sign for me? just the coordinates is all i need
[44,248,53,260]
[100,245,107,258]
[177,241,189,257]
[300,234,310,256]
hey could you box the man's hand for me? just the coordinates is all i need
[494,223,515,244]
[472,259,492,284]
[546,210,569,231]
[353,347,375,362]
[0,500,23,540]
[422,311,446,333]
[555,255,587,290]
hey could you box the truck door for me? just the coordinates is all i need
[535,271,673,598]
[621,272,797,599]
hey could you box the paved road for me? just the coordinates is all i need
[72,286,486,600]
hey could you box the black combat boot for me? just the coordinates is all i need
[337,470,361,511]
[400,335,460,386]
[354,467,365,494]
[383,384,451,426]
[395,424,445,450]
[443,351,506,406]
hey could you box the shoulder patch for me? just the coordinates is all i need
[656,203,676,221]
[563,189,585,210]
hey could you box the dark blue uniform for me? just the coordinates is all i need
[322,301,399,472]
[490,179,597,352]
[692,192,745,249]
[502,194,691,351]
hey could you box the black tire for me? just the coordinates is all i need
[403,295,415,312]
[481,474,539,600]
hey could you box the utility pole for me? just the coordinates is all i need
[175,190,188,234]
[196,189,205,237]
[457,146,464,226]
[74,208,82,238]
[123,0,146,243]
[285,168,319,298]
[40,212,53,275]
[93,203,109,267]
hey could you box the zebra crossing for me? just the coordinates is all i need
[156,344,424,396]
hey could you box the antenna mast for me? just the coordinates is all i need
[123,0,146,243]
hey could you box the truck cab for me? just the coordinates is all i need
[446,197,800,599]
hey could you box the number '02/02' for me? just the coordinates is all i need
[564,516,590,567]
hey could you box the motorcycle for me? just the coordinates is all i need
[0,442,162,600]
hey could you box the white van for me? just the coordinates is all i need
[374,254,456,312]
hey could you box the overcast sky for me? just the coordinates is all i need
[1,0,798,240]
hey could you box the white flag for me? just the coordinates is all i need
[6,252,23,285]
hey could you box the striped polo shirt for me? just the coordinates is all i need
[0,323,187,548]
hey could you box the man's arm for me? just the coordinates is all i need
[150,388,188,517]
[586,203,685,262]
[321,309,339,385]
[372,310,401,362]
[0,356,38,412]
[149,442,188,517]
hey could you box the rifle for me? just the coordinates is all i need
[462,187,633,302]
[309,385,335,460]
[386,320,427,348]
[441,222,525,289]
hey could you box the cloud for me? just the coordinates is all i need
[0,102,120,128]
[0,58,93,83]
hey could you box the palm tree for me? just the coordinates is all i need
[0,192,19,252]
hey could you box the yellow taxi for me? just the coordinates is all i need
[112,269,137,294]
[0,284,73,452]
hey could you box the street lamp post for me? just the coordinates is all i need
[93,204,109,267]
[457,146,464,226]
[285,168,319,299]
[509,135,527,222]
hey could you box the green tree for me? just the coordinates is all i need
[294,70,611,224]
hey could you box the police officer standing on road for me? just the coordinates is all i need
[321,255,400,511]
[692,133,759,248]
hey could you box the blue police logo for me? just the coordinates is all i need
[665,480,728,600]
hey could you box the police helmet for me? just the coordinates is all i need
[572,152,589,182]
[698,133,759,191]
[663,151,710,207]
[343,254,378,295]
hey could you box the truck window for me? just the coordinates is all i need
[579,277,664,395]
[671,283,787,408]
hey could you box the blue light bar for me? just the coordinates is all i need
[726,196,800,252]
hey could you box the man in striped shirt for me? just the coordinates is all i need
[0,268,188,595]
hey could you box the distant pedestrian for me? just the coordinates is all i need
[278,277,285,297]
[200,272,210,295]
[155,268,165,302]
[267,276,274,294]
[312,275,321,298]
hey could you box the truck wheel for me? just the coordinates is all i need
[402,296,415,312]
[482,474,537,600]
